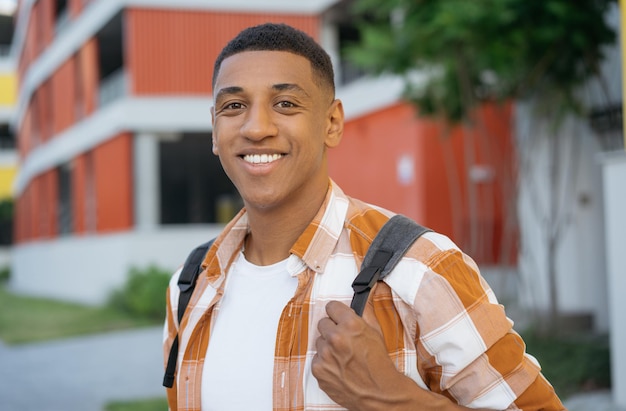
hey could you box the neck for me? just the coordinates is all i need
[243,181,329,266]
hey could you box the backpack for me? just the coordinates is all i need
[163,214,430,388]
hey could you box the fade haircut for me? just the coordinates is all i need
[212,23,335,96]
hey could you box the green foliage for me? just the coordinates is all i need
[0,198,13,221]
[0,266,9,282]
[109,265,172,321]
[523,331,612,399]
[105,397,168,411]
[347,0,617,124]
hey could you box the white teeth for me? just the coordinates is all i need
[243,154,283,164]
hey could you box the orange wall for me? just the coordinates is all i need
[78,38,99,116]
[93,133,134,232]
[126,9,320,95]
[329,101,516,265]
[15,171,58,242]
[15,132,133,242]
[329,103,426,221]
[51,59,77,135]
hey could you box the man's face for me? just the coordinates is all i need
[211,50,343,212]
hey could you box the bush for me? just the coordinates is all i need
[0,266,9,282]
[522,331,611,399]
[109,265,172,321]
[0,199,13,221]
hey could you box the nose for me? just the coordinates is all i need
[240,104,278,141]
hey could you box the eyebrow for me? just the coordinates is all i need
[214,86,244,100]
[272,83,311,98]
[214,83,311,100]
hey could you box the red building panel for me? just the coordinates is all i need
[126,9,320,95]
[18,106,32,159]
[41,170,58,238]
[78,38,99,116]
[93,133,134,232]
[51,59,76,135]
[329,101,516,265]
[330,103,426,220]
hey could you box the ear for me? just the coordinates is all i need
[325,99,344,149]
[210,106,219,155]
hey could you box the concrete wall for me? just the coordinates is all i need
[9,225,224,305]
[601,152,626,407]
[516,108,609,332]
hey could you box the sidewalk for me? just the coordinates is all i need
[564,390,626,411]
[0,326,165,411]
[0,324,624,411]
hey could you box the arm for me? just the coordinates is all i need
[312,301,478,411]
[163,274,180,410]
[313,242,566,411]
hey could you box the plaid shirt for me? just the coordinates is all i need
[163,180,564,410]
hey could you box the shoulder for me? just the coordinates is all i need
[342,196,394,260]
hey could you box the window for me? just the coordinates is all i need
[96,11,125,106]
[0,123,15,149]
[159,133,241,225]
[0,14,13,56]
[54,0,70,34]
[589,103,624,152]
[323,0,368,86]
[57,162,73,235]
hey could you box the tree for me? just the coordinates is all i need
[346,0,617,332]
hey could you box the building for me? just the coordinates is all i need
[10,0,515,304]
[0,2,17,265]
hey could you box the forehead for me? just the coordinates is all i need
[214,51,318,94]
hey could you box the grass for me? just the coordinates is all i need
[104,397,168,411]
[0,284,159,345]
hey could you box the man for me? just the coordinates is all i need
[163,23,565,410]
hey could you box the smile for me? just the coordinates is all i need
[242,154,283,164]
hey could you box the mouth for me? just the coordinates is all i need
[242,153,284,165]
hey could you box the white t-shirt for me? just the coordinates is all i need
[201,251,298,411]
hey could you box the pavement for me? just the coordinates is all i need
[0,326,165,411]
[0,325,624,411]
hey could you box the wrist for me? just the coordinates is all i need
[357,373,470,411]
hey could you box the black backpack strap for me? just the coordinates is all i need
[163,238,215,388]
[350,215,431,317]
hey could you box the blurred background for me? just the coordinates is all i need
[0,0,624,410]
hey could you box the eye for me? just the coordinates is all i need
[276,100,296,109]
[225,102,244,110]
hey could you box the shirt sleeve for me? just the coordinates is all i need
[414,247,565,410]
[163,268,182,410]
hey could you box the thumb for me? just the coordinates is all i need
[361,299,384,336]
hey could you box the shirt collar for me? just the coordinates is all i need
[290,179,349,273]
[203,179,349,279]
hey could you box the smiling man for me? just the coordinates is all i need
[163,23,565,411]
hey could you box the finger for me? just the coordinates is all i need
[317,316,337,337]
[324,300,356,323]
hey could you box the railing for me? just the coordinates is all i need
[0,45,11,58]
[54,9,71,36]
[589,103,624,152]
[98,68,128,107]
[340,60,368,86]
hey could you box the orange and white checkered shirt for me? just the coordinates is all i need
[163,180,564,410]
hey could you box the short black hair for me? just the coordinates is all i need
[212,23,335,96]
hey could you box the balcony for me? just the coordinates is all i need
[98,68,128,107]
